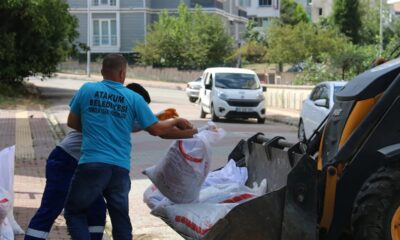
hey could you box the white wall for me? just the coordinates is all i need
[264,84,313,110]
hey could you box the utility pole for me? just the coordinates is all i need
[379,0,383,56]
[87,0,91,77]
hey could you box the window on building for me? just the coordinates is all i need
[259,0,272,6]
[93,0,116,6]
[239,0,251,7]
[262,18,269,27]
[319,8,323,16]
[93,19,117,47]
[250,17,269,27]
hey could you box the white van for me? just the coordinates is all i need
[199,67,266,123]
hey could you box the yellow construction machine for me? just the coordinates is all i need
[165,58,400,239]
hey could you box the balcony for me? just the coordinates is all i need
[191,0,224,9]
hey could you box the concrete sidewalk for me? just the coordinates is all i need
[0,108,70,239]
[0,107,181,239]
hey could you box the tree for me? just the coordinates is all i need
[266,22,348,64]
[357,0,394,48]
[135,3,233,69]
[327,43,375,79]
[280,0,309,26]
[332,0,362,43]
[295,44,375,85]
[231,20,267,64]
[0,0,78,85]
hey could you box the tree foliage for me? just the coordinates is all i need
[327,43,375,79]
[266,22,348,64]
[280,0,309,26]
[332,0,362,43]
[0,0,78,84]
[295,44,375,85]
[135,3,233,69]
[231,20,267,64]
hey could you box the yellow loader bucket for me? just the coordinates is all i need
[202,133,318,240]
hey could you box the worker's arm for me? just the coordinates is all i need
[68,86,85,132]
[145,118,194,138]
[158,127,198,139]
[67,111,81,132]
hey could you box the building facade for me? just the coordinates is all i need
[245,0,280,28]
[67,0,248,53]
[310,0,332,22]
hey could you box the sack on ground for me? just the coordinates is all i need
[0,188,13,240]
[0,146,24,235]
[143,123,225,203]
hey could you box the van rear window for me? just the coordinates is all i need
[215,73,259,89]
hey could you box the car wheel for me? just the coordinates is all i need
[189,97,197,103]
[211,104,219,122]
[200,106,206,118]
[257,117,266,124]
[298,120,306,142]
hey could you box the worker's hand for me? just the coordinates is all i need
[157,108,179,121]
[176,118,193,130]
[197,121,218,132]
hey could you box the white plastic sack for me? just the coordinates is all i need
[143,124,225,203]
[0,218,14,240]
[0,146,24,235]
[152,203,236,239]
[0,188,13,240]
[203,159,248,187]
[143,184,171,210]
[199,180,267,204]
[144,160,252,210]
[0,188,11,227]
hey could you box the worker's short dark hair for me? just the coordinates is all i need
[101,54,127,76]
[126,83,151,104]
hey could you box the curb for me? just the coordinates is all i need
[265,114,299,126]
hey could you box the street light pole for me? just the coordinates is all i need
[87,0,91,77]
[379,0,383,56]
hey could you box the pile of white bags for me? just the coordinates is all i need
[144,159,267,239]
[143,122,225,203]
[0,188,13,240]
[0,146,24,239]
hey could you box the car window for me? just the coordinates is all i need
[203,73,209,85]
[214,73,259,89]
[310,86,321,101]
[334,85,344,93]
[333,85,345,103]
[320,86,329,101]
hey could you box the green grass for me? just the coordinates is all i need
[0,82,44,108]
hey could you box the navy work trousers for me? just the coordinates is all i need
[25,147,106,240]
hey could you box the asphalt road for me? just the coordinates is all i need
[28,77,298,179]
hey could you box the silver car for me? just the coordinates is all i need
[185,77,202,103]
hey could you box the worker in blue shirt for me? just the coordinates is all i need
[64,54,197,239]
[25,83,177,240]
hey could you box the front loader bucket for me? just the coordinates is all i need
[203,133,318,240]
